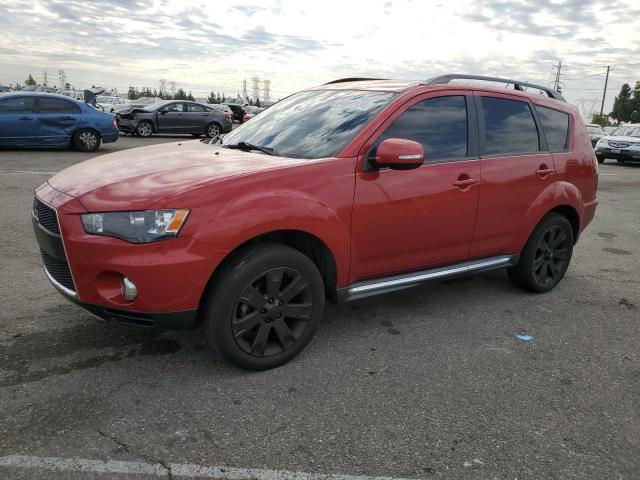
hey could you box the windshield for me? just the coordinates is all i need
[142,101,169,111]
[222,89,396,158]
[610,125,640,137]
[586,126,603,134]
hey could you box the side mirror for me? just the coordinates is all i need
[375,138,424,170]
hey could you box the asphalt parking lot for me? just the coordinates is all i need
[0,137,639,479]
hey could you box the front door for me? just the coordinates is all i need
[350,93,481,282]
[0,96,37,145]
[470,93,556,258]
[157,102,188,133]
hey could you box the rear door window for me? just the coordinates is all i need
[370,95,468,162]
[0,96,35,114]
[481,97,540,156]
[535,105,570,152]
[187,104,207,112]
[37,98,80,114]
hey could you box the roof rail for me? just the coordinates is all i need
[425,74,566,102]
[324,77,385,85]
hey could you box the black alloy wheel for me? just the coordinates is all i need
[532,225,571,286]
[204,243,325,370]
[233,267,312,357]
[508,212,574,293]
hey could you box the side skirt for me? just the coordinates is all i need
[336,255,519,302]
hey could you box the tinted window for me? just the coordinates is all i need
[187,104,207,112]
[38,98,79,114]
[0,96,35,114]
[222,89,396,159]
[481,97,540,155]
[161,103,185,113]
[370,96,468,161]
[536,105,570,152]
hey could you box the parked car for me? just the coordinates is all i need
[95,96,125,113]
[32,75,598,370]
[594,124,640,163]
[116,100,232,138]
[211,103,233,117]
[243,106,265,122]
[585,123,605,146]
[57,89,85,101]
[0,85,12,93]
[0,92,118,151]
[224,102,246,123]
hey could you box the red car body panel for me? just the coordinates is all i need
[33,80,598,325]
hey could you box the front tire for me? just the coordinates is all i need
[508,213,574,293]
[204,243,325,370]
[596,155,605,164]
[135,121,153,137]
[72,129,101,152]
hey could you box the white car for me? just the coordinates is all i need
[96,96,127,113]
[595,124,640,164]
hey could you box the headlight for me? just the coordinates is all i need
[595,138,606,147]
[81,209,189,243]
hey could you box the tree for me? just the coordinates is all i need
[207,91,217,103]
[590,113,609,126]
[25,74,37,86]
[221,94,226,103]
[186,90,194,101]
[127,86,137,100]
[630,82,640,124]
[216,92,221,103]
[255,97,261,107]
[610,83,633,124]
[174,88,187,100]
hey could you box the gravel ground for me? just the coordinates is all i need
[0,137,638,479]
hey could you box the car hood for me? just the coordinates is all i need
[603,135,640,143]
[48,140,311,211]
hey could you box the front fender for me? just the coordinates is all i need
[507,181,582,252]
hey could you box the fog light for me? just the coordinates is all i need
[121,277,137,301]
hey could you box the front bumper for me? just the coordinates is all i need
[596,146,640,161]
[32,183,227,329]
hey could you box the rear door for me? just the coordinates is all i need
[0,96,37,144]
[470,92,554,258]
[34,97,82,145]
[157,102,187,133]
[185,103,209,132]
[350,92,481,280]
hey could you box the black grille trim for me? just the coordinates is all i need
[33,197,60,235]
[41,249,76,293]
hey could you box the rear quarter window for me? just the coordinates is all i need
[535,105,570,152]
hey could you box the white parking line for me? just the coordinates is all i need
[0,455,418,480]
[599,173,617,176]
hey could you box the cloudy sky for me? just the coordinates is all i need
[0,0,639,117]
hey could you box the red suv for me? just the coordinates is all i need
[33,75,598,370]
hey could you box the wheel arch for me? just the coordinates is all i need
[70,126,102,141]
[196,229,339,324]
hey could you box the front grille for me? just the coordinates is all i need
[608,140,630,149]
[41,249,76,292]
[33,197,60,235]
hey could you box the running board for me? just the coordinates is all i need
[337,255,519,302]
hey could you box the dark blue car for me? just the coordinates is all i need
[0,92,119,151]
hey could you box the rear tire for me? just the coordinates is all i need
[203,243,325,370]
[508,213,574,293]
[596,155,605,164]
[135,121,153,137]
[72,129,101,152]
[205,122,221,139]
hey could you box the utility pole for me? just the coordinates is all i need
[251,76,260,102]
[263,79,271,104]
[552,60,564,92]
[58,69,66,89]
[43,70,48,87]
[242,79,247,100]
[599,65,610,117]
[159,79,167,96]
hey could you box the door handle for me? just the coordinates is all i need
[452,178,478,188]
[536,167,554,176]
[19,116,34,121]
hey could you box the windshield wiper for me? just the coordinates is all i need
[223,142,277,156]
